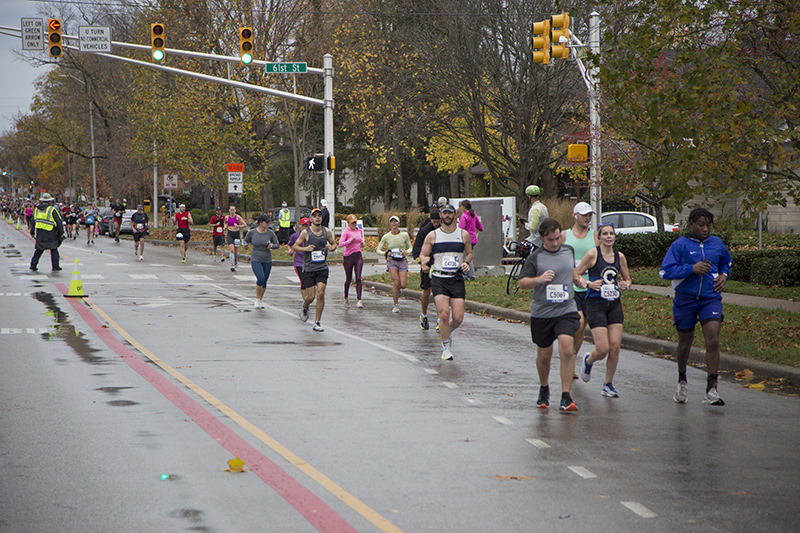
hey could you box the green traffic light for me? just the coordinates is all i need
[241,53,253,64]
[152,49,165,61]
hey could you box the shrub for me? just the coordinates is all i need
[729,249,798,282]
[750,256,800,286]
[190,208,209,225]
[615,232,682,268]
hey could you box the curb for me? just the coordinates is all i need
[362,281,800,384]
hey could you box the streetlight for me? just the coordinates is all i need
[60,73,97,206]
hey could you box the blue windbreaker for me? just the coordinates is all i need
[659,234,732,300]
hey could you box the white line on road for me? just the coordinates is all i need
[493,416,513,425]
[20,275,48,280]
[568,466,597,479]
[106,263,129,266]
[526,438,550,449]
[285,276,300,283]
[129,274,159,279]
[182,274,212,281]
[621,501,657,518]
[442,381,458,388]
[466,398,482,405]
[424,369,439,375]
[82,274,105,279]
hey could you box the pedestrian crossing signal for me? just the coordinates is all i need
[306,155,324,172]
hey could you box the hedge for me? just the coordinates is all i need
[614,232,682,268]
[728,249,797,282]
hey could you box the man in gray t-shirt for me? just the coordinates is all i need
[518,218,582,412]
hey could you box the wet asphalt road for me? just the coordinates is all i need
[1,224,798,533]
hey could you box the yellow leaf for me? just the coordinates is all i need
[748,382,766,391]
[227,456,246,472]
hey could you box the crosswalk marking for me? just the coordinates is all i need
[106,263,129,266]
[129,274,158,280]
[182,274,212,281]
[568,466,597,479]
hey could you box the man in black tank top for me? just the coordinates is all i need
[291,208,337,331]
[419,204,473,361]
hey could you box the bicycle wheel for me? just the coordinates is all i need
[506,259,524,295]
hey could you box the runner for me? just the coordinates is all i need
[517,218,582,412]
[225,205,247,271]
[574,222,632,398]
[524,185,548,247]
[209,206,226,261]
[287,217,314,308]
[243,213,280,309]
[457,200,483,280]
[130,204,149,261]
[412,207,441,330]
[66,204,80,239]
[376,215,413,313]
[562,201,597,378]
[419,204,473,360]
[174,204,193,263]
[339,214,365,309]
[291,208,337,332]
[660,208,732,406]
[84,204,99,245]
[111,198,125,242]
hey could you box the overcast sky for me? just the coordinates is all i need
[1,1,51,135]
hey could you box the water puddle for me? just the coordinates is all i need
[31,291,107,364]
[2,243,22,258]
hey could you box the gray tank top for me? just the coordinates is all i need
[302,226,329,272]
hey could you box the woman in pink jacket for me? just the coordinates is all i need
[338,214,365,308]
[458,200,483,280]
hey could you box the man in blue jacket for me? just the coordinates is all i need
[660,208,732,406]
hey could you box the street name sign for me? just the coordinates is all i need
[21,18,44,51]
[266,62,307,74]
[227,163,244,194]
[78,26,112,53]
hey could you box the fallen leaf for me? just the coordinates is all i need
[735,369,755,382]
[748,382,766,390]
[490,474,531,481]
[226,456,246,472]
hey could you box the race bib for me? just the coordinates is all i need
[85,216,95,224]
[600,284,620,301]
[390,248,404,260]
[136,223,144,230]
[442,255,461,272]
[214,227,223,235]
[546,284,569,303]
[311,250,326,262]
[234,239,241,246]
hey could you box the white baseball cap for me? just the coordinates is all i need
[573,202,594,215]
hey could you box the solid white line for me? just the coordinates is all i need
[442,381,458,388]
[493,416,513,425]
[568,466,597,479]
[526,438,550,449]
[621,501,657,518]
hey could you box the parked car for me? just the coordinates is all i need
[98,208,114,235]
[117,209,139,234]
[262,206,312,233]
[600,211,679,234]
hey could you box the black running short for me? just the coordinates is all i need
[529,312,581,348]
[301,268,329,290]
[431,275,465,299]
[585,298,624,329]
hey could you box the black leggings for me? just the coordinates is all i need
[343,252,363,299]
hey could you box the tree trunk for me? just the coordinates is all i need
[394,144,406,211]
[384,172,392,210]
[449,172,459,200]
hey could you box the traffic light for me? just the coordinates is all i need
[48,19,62,58]
[326,155,335,171]
[239,27,254,64]
[531,20,550,65]
[551,13,570,60]
[151,23,165,61]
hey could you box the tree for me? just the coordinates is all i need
[597,0,800,222]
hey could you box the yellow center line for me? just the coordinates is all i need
[85,296,405,533]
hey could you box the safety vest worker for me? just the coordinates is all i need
[279,204,291,228]
[34,203,60,232]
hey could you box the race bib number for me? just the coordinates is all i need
[546,284,569,303]
[311,250,326,262]
[442,256,461,272]
[601,284,620,301]
[390,248,404,260]
[234,239,241,246]
[136,223,144,230]
[214,227,223,235]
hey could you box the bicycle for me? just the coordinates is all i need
[505,239,535,295]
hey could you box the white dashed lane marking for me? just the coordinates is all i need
[621,501,657,518]
[493,416,513,425]
[526,438,550,449]
[568,466,597,479]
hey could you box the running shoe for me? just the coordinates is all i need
[91,240,95,244]
[441,347,454,361]
[674,380,688,404]
[420,315,430,330]
[356,300,363,308]
[601,382,619,398]
[392,304,400,314]
[343,296,350,309]
[560,396,578,412]
[536,386,550,409]
[221,256,225,262]
[139,256,144,261]
[300,307,309,322]
[580,353,593,382]
[254,300,264,309]
[313,322,324,332]
[435,321,440,331]
[181,258,186,263]
[703,385,725,406]
[230,266,236,272]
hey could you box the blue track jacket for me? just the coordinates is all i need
[659,234,732,300]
